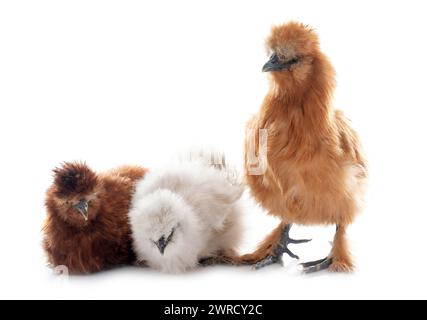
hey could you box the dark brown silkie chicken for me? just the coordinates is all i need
[43,162,147,274]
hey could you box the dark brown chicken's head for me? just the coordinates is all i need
[263,22,333,95]
[47,162,102,226]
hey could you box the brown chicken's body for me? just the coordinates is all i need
[43,163,147,274]
[242,22,367,272]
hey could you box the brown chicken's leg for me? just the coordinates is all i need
[239,222,311,269]
[238,222,285,265]
[300,225,354,273]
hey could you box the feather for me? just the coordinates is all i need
[129,150,244,273]
[43,162,147,274]
[240,22,367,273]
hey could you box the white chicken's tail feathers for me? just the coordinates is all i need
[187,148,228,171]
[183,148,243,189]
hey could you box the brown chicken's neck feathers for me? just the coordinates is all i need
[272,53,334,101]
[265,54,336,135]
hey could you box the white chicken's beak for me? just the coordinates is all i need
[154,228,176,255]
[155,236,167,255]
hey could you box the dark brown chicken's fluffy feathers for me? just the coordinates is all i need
[43,162,147,274]
[52,162,98,197]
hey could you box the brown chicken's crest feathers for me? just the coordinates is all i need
[262,21,335,101]
[53,161,98,197]
[267,21,319,58]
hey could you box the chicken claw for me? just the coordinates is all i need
[254,224,311,270]
[299,257,333,274]
[254,255,281,269]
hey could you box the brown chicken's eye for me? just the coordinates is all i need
[288,58,299,65]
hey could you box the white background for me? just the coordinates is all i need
[1,0,426,300]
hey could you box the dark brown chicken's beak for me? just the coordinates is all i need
[155,236,167,255]
[74,199,89,221]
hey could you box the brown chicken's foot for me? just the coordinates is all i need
[299,257,333,274]
[254,224,311,270]
[254,255,281,269]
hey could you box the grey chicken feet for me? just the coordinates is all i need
[298,225,340,273]
[299,257,333,273]
[254,224,311,270]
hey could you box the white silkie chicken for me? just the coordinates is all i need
[129,151,244,273]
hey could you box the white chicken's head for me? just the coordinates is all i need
[131,189,196,256]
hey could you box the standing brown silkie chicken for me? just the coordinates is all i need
[43,162,147,274]
[241,22,367,273]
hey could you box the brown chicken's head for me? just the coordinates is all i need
[263,22,324,93]
[48,162,102,226]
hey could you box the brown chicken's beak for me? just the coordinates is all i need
[74,199,89,221]
[263,53,285,72]
[262,53,298,72]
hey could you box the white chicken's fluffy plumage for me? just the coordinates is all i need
[129,151,244,273]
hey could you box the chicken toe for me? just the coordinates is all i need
[253,224,310,270]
